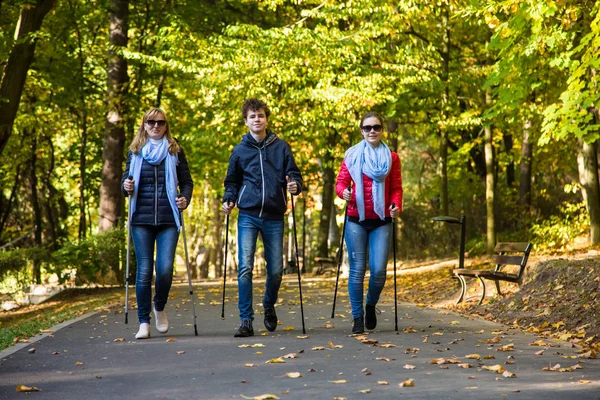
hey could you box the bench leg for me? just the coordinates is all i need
[495,280,502,296]
[477,276,486,306]
[455,275,466,304]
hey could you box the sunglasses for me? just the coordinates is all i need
[361,124,383,133]
[146,120,167,127]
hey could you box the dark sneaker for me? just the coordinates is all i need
[352,316,365,334]
[264,308,278,332]
[234,319,254,337]
[365,304,379,330]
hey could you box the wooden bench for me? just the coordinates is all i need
[452,242,533,305]
[313,256,337,276]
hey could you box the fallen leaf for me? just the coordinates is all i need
[283,327,294,331]
[376,357,392,362]
[404,327,417,333]
[578,380,592,384]
[379,343,396,348]
[166,338,176,342]
[530,340,556,347]
[16,385,40,392]
[238,344,265,348]
[465,354,481,360]
[361,339,379,345]
[404,364,416,369]
[240,394,279,400]
[483,355,496,360]
[285,372,302,378]
[502,370,516,378]
[377,381,389,385]
[358,389,371,393]
[266,357,286,364]
[483,365,506,373]
[485,337,501,344]
[75,361,83,366]
[245,364,258,367]
[399,379,415,387]
[458,363,473,369]
[329,380,347,384]
[311,346,325,351]
[113,338,125,342]
[176,351,185,355]
[497,344,514,352]
[296,335,310,339]
[282,353,298,359]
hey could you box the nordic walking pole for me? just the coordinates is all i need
[331,186,350,319]
[288,177,306,334]
[392,202,398,332]
[179,195,198,336]
[221,213,229,319]
[124,176,133,324]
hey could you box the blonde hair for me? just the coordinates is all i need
[129,108,180,154]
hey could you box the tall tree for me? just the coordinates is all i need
[98,0,129,232]
[0,0,57,158]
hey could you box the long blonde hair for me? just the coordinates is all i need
[129,108,180,154]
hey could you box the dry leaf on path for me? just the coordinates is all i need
[266,357,286,364]
[358,389,371,393]
[16,385,40,392]
[465,354,481,360]
[285,372,302,378]
[240,394,279,400]
[245,364,258,367]
[176,351,185,355]
[377,381,389,385]
[282,353,298,359]
[329,380,347,384]
[399,379,415,387]
[311,346,326,351]
[497,344,514,352]
[166,338,176,342]
[113,338,125,342]
[404,364,416,369]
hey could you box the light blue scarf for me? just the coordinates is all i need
[129,137,180,230]
[344,139,391,221]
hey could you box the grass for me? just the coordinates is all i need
[0,288,122,351]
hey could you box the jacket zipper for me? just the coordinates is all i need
[154,165,158,225]
[258,147,265,218]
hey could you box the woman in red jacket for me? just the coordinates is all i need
[335,111,403,334]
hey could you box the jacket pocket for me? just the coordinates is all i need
[237,185,247,206]
[281,187,288,206]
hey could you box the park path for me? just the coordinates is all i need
[1,277,599,399]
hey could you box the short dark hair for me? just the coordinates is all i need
[360,111,384,128]
[242,98,270,120]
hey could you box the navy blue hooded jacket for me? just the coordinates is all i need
[122,146,193,226]
[223,130,302,220]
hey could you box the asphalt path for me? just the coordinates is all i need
[1,278,599,399]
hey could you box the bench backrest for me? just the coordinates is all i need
[493,242,533,279]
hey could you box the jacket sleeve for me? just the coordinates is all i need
[284,142,303,195]
[177,148,194,203]
[223,150,242,204]
[335,160,353,199]
[121,151,133,197]
[389,152,403,213]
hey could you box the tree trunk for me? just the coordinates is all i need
[484,87,496,254]
[98,0,129,232]
[316,133,337,258]
[519,119,533,209]
[0,166,20,239]
[578,138,600,244]
[503,132,515,187]
[438,4,450,215]
[0,0,57,158]
[29,130,43,284]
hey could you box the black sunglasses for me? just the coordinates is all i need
[146,119,167,127]
[361,124,383,133]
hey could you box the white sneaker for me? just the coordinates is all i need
[135,323,150,339]
[153,307,169,333]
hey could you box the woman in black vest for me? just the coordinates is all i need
[122,107,193,339]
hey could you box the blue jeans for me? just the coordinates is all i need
[345,219,392,319]
[131,225,179,324]
[237,213,284,321]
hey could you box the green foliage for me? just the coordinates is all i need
[530,202,589,251]
[50,229,124,285]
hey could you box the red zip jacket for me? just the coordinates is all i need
[335,151,403,219]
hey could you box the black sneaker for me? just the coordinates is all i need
[365,304,378,330]
[352,316,364,334]
[234,319,254,337]
[264,308,278,332]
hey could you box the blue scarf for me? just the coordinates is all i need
[129,137,180,230]
[344,140,391,221]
